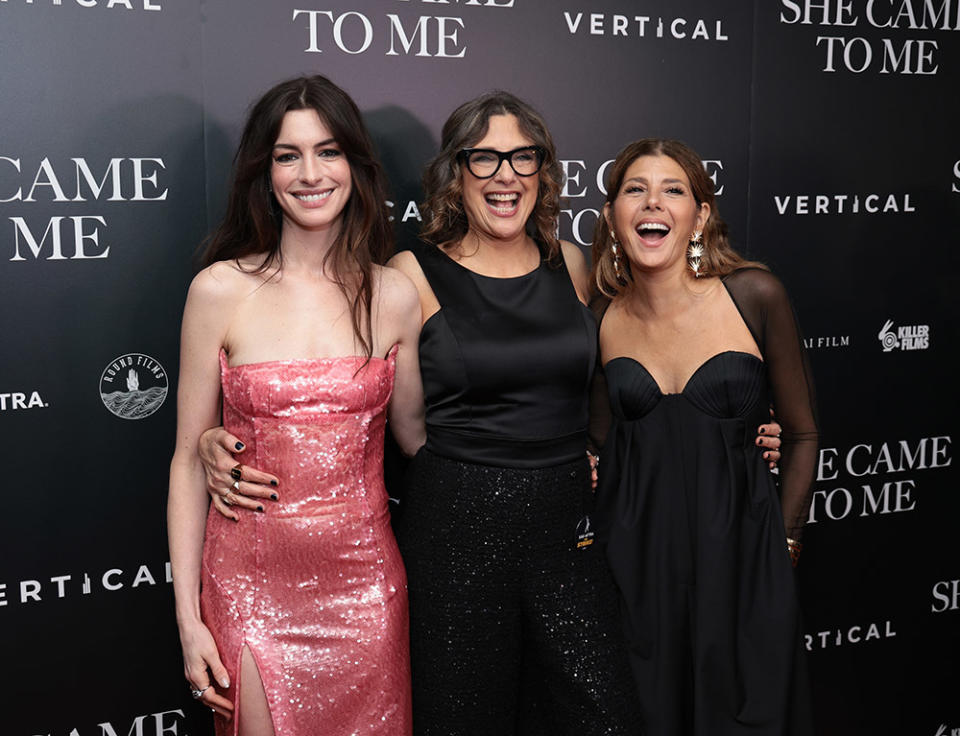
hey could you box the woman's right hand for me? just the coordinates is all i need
[179,618,234,719]
[199,426,279,521]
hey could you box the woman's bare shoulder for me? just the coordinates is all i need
[559,239,590,303]
[188,258,272,308]
[373,262,419,311]
[386,248,423,277]
[559,239,587,268]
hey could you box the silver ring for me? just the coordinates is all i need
[190,685,210,700]
[232,480,240,492]
[222,494,233,506]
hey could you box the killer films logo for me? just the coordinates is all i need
[877,319,930,351]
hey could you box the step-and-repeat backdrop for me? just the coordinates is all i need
[1,1,956,734]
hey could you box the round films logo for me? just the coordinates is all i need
[100,353,168,420]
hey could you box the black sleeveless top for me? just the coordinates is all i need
[412,241,597,469]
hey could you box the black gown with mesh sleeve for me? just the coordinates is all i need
[594,267,817,736]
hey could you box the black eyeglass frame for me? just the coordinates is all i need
[456,146,546,179]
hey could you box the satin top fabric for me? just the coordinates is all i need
[412,241,596,468]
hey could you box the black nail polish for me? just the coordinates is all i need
[270,479,278,487]
[257,505,264,512]
[270,493,278,501]
[759,427,766,434]
[235,441,245,451]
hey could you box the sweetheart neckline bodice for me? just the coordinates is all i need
[604,350,764,397]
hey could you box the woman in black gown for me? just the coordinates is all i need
[590,138,817,735]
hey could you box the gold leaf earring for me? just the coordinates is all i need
[688,231,705,278]
[611,233,625,282]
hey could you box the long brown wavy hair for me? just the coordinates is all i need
[420,91,563,261]
[200,75,392,359]
[592,138,765,298]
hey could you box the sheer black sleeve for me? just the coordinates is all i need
[587,292,613,454]
[724,268,819,541]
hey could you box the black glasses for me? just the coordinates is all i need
[457,146,545,179]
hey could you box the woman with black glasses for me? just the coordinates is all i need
[387,91,643,735]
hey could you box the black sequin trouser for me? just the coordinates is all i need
[394,448,643,736]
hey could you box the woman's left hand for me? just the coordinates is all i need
[756,415,782,470]
[586,451,599,491]
[199,426,279,521]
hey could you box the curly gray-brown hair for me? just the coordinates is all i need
[420,91,563,260]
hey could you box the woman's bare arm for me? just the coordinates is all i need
[167,266,240,718]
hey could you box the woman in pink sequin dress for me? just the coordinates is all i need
[167,76,425,736]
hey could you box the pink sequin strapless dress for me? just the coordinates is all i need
[200,348,411,736]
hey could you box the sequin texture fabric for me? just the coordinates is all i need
[201,348,411,735]
[395,449,643,735]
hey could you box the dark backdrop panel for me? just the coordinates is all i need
[748,3,960,734]
[0,1,208,734]
[200,0,755,253]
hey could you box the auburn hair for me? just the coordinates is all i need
[592,138,765,297]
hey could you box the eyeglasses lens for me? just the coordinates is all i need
[467,149,541,178]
